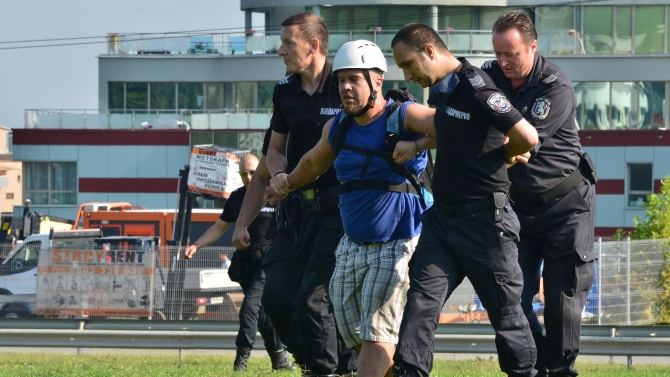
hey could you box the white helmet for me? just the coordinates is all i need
[333,40,387,73]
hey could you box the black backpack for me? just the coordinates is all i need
[330,88,434,207]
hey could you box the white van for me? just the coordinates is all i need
[0,229,101,317]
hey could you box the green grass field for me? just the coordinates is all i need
[0,353,669,377]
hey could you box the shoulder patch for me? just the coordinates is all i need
[466,70,485,89]
[531,97,551,120]
[486,93,512,113]
[278,75,292,85]
[481,60,497,70]
[542,74,557,84]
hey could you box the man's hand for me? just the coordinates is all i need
[269,172,293,196]
[232,227,251,250]
[184,244,197,259]
[264,186,287,206]
[392,141,416,164]
[506,151,531,167]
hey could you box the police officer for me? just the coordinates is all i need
[232,13,357,377]
[390,23,539,377]
[483,11,597,377]
[184,152,292,372]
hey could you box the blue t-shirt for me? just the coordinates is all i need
[327,101,427,243]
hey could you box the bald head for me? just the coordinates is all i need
[238,153,259,188]
[240,153,259,171]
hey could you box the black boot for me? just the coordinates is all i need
[233,347,251,372]
[269,348,296,371]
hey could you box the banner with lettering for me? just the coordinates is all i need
[35,247,156,318]
[187,146,246,198]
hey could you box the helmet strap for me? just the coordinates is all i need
[350,70,378,118]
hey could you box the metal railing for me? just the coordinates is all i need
[0,319,668,367]
[23,109,273,130]
[105,29,583,57]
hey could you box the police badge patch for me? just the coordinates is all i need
[531,97,551,120]
[487,93,511,113]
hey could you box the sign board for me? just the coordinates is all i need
[35,247,156,317]
[187,146,247,198]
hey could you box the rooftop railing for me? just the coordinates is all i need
[106,29,584,57]
[24,109,273,130]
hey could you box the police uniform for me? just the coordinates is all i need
[221,185,282,355]
[483,55,596,376]
[263,61,358,375]
[393,58,537,377]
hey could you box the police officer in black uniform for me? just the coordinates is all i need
[184,151,292,372]
[390,23,539,377]
[233,13,357,377]
[483,11,597,377]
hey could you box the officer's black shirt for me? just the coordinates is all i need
[271,60,342,190]
[429,58,523,205]
[221,186,276,250]
[482,54,582,196]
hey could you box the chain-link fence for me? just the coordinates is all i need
[440,238,669,325]
[0,238,667,324]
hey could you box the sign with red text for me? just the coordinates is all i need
[35,247,156,317]
[187,146,246,198]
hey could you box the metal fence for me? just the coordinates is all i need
[0,239,667,325]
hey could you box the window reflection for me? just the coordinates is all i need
[581,82,610,130]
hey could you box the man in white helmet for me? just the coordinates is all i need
[267,40,436,377]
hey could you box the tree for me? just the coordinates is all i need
[625,176,670,324]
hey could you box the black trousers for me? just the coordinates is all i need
[235,262,283,353]
[261,230,304,362]
[394,204,537,377]
[262,206,358,375]
[514,180,596,377]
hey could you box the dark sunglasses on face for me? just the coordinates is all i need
[239,170,255,176]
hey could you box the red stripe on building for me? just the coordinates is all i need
[579,130,670,146]
[594,227,631,239]
[595,180,624,194]
[79,178,179,193]
[13,129,189,146]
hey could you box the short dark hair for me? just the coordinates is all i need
[391,23,448,53]
[492,11,537,44]
[281,13,329,55]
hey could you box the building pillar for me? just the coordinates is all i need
[429,5,438,30]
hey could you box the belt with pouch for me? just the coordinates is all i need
[510,151,600,208]
[435,197,494,217]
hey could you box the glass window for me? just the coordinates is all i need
[639,82,666,129]
[205,83,224,110]
[126,82,148,111]
[108,82,125,111]
[235,82,255,109]
[583,6,613,54]
[258,82,275,109]
[628,163,653,207]
[178,83,204,110]
[614,7,632,54]
[535,6,573,30]
[191,132,213,146]
[582,82,611,130]
[574,81,584,128]
[439,7,473,31]
[150,82,176,110]
[535,7,575,54]
[24,162,77,206]
[635,6,664,54]
[388,7,422,32]
[610,82,638,129]
[213,132,239,148]
[353,7,380,31]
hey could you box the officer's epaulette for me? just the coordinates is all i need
[540,73,559,85]
[466,69,485,90]
[481,60,498,70]
[277,75,293,85]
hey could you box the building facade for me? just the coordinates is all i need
[12,1,670,236]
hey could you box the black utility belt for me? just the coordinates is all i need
[435,192,507,221]
[511,153,598,207]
